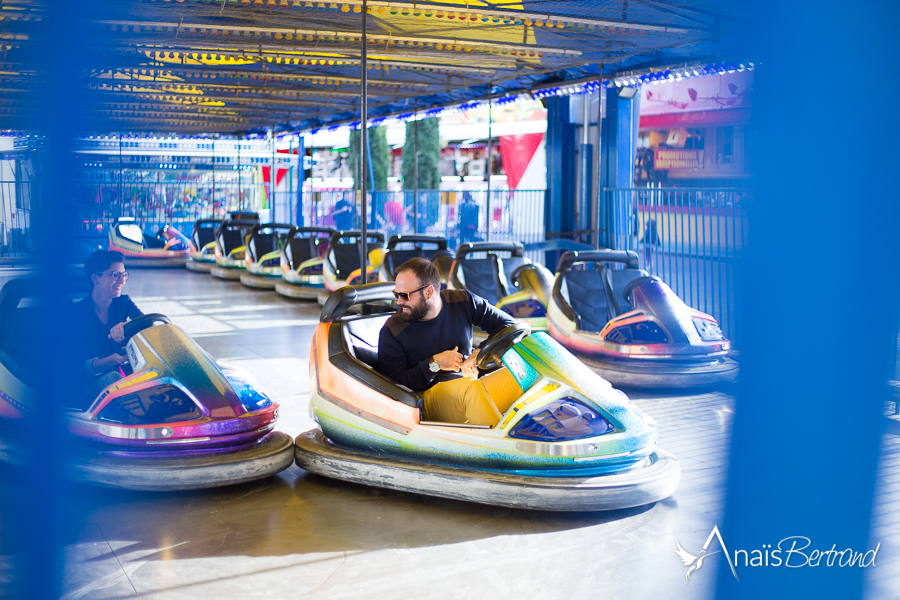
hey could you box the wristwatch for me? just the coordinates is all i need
[428,356,440,373]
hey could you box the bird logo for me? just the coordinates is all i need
[675,542,720,583]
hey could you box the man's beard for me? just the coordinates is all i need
[399,300,428,322]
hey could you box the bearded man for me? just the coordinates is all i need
[377,257,522,426]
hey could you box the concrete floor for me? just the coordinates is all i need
[1,267,897,599]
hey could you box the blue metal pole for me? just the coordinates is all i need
[295,135,305,226]
[714,1,900,597]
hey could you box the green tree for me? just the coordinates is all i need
[402,118,440,190]
[349,126,389,191]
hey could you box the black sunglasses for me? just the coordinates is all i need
[392,284,430,301]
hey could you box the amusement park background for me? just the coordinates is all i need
[2,68,751,342]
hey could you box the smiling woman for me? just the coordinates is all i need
[70,250,145,404]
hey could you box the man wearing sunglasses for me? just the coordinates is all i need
[377,257,522,426]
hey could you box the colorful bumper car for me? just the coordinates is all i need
[210,212,260,280]
[274,226,336,300]
[449,242,555,340]
[240,222,294,289]
[319,229,386,305]
[295,282,680,511]
[377,234,455,286]
[107,218,190,268]
[547,250,738,388]
[186,218,221,272]
[0,277,293,490]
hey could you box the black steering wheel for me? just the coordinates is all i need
[477,323,531,371]
[122,313,171,342]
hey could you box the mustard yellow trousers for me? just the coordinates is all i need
[423,368,522,426]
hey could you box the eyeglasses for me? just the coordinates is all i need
[98,270,129,282]
[392,284,430,302]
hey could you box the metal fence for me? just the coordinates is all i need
[302,189,547,262]
[64,184,546,261]
[71,171,270,255]
[606,186,751,345]
[0,157,37,259]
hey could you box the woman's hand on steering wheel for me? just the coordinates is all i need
[121,314,171,343]
[108,321,127,343]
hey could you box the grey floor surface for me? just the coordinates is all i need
[0,267,897,599]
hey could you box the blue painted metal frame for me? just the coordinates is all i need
[544,96,576,269]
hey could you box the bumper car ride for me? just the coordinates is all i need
[211,214,260,280]
[108,218,189,268]
[274,227,335,300]
[547,250,738,389]
[318,230,386,305]
[0,277,293,490]
[240,222,294,289]
[294,282,681,511]
[186,218,221,272]
[448,242,554,341]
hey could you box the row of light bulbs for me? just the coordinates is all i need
[159,0,655,34]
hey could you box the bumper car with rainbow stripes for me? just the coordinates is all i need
[107,218,189,268]
[0,277,293,491]
[293,282,680,511]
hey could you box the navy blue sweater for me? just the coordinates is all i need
[377,289,515,391]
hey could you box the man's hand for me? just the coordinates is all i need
[434,346,463,372]
[108,321,127,343]
[460,349,480,378]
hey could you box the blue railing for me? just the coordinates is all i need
[606,186,751,345]
[302,189,547,263]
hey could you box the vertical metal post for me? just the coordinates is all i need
[118,134,123,217]
[591,88,601,249]
[271,129,276,221]
[485,94,492,242]
[359,0,368,284]
[211,138,216,218]
[413,100,418,234]
[288,136,294,223]
[578,91,593,245]
[237,138,242,212]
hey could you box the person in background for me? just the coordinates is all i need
[73,250,144,401]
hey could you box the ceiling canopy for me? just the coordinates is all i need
[0,0,748,135]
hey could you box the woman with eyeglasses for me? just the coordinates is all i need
[74,250,144,393]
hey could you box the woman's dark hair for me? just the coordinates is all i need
[84,250,126,280]
[395,257,441,291]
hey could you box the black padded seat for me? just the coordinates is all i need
[286,237,319,267]
[608,268,650,314]
[331,244,363,280]
[252,233,278,256]
[383,248,423,279]
[341,314,390,370]
[195,226,216,248]
[331,243,382,280]
[560,269,615,333]
[221,228,244,253]
[142,233,167,249]
[459,254,504,304]
[0,277,90,387]
[499,256,528,293]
